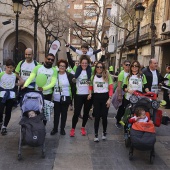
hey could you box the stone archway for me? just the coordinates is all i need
[3,30,34,65]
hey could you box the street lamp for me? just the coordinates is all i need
[103,35,109,47]
[134,3,145,60]
[12,0,23,64]
[46,31,51,55]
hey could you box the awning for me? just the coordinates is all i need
[155,39,170,46]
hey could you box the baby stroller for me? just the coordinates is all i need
[18,91,45,160]
[121,91,162,164]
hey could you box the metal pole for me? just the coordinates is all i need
[134,21,140,60]
[15,12,19,64]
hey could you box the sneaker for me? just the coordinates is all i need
[70,105,73,111]
[70,128,75,137]
[50,129,58,135]
[1,128,7,135]
[115,123,122,129]
[94,137,99,142]
[102,132,107,140]
[0,122,2,130]
[60,129,66,135]
[81,127,86,136]
[88,115,93,120]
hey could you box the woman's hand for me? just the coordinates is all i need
[87,94,92,100]
[106,98,111,108]
[128,89,134,94]
[38,87,43,91]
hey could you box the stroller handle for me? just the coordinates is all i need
[133,91,157,100]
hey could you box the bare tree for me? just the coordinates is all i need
[150,0,158,59]
[107,0,135,69]
[39,1,69,55]
[24,0,55,59]
[68,0,102,60]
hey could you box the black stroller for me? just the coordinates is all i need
[18,91,46,160]
[121,91,161,164]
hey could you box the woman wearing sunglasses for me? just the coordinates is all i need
[123,61,149,108]
[88,62,113,142]
[51,59,75,135]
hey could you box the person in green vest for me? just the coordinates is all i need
[109,65,114,75]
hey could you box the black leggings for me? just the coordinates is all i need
[72,94,92,129]
[115,96,127,123]
[53,101,69,131]
[93,93,109,135]
[0,98,14,127]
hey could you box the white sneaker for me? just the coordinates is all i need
[102,133,107,140]
[94,137,99,142]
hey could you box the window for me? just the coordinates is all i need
[107,8,111,17]
[74,4,83,9]
[73,14,82,18]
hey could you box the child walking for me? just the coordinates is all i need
[0,59,16,135]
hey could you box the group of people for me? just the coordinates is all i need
[115,58,170,129]
[0,42,169,143]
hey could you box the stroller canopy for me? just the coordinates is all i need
[21,92,44,113]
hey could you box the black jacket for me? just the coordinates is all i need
[142,66,163,91]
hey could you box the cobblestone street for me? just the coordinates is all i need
[0,102,170,170]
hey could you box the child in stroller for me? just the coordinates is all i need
[122,91,162,163]
[18,91,46,160]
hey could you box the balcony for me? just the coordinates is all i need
[125,23,151,46]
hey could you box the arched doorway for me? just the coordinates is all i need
[13,42,27,64]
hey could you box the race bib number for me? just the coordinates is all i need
[79,79,88,87]
[151,85,158,94]
[96,82,104,88]
[54,86,62,94]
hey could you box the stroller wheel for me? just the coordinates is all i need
[125,138,131,148]
[18,154,22,161]
[150,151,155,164]
[42,152,46,159]
[129,152,133,160]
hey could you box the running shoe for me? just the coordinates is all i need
[94,137,99,142]
[102,132,107,140]
[81,127,86,136]
[1,128,7,136]
[115,123,122,129]
[70,128,75,137]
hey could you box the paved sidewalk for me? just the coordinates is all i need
[0,95,170,170]
[53,104,170,170]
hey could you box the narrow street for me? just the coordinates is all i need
[0,102,170,170]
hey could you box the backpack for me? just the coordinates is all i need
[19,113,46,147]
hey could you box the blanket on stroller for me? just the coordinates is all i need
[130,127,156,151]
[19,113,46,147]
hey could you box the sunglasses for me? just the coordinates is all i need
[96,66,103,69]
[47,58,54,62]
[59,65,66,68]
[131,65,139,68]
[125,64,130,66]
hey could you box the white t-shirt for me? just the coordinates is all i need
[35,66,54,95]
[93,75,108,93]
[53,73,70,102]
[126,75,143,100]
[76,70,88,95]
[20,61,36,88]
[150,69,158,93]
[0,72,16,98]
